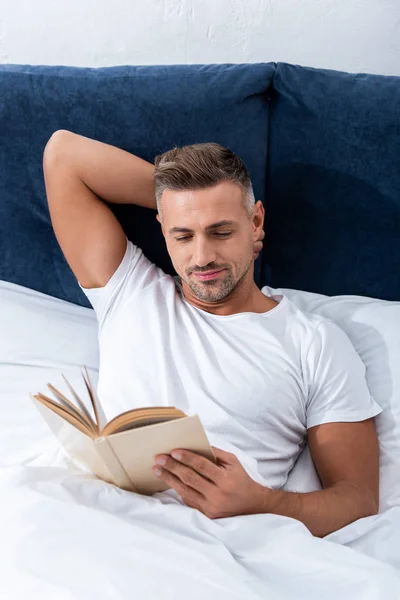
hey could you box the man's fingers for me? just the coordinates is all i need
[211,446,238,464]
[155,453,217,491]
[174,450,222,483]
[162,450,221,484]
[253,229,265,260]
[154,466,204,506]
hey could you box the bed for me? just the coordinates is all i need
[1,280,400,599]
[1,62,400,599]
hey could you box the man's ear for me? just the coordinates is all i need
[156,213,166,237]
[252,200,265,239]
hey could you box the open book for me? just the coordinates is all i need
[30,366,215,495]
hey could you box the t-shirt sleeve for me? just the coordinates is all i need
[305,318,382,429]
[77,237,166,328]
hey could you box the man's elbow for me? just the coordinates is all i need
[366,495,379,517]
[43,129,77,171]
[336,481,379,520]
[358,485,379,517]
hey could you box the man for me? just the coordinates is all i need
[43,130,381,537]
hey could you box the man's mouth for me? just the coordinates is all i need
[193,268,226,281]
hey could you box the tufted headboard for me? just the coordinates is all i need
[0,61,399,304]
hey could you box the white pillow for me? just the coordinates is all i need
[0,280,99,466]
[264,286,400,511]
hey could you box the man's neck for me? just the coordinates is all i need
[179,273,278,317]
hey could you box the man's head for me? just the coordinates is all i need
[154,143,264,304]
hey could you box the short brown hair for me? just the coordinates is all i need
[154,142,254,215]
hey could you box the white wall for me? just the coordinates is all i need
[1,0,399,75]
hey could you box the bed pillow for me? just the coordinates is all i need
[0,280,99,466]
[264,63,400,300]
[264,286,400,511]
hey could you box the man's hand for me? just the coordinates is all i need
[153,447,264,519]
[153,420,379,535]
[253,229,265,261]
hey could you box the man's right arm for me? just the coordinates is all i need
[43,130,156,289]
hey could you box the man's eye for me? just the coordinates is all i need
[175,232,232,241]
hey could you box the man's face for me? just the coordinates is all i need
[157,181,264,303]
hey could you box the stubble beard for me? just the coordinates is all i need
[186,256,253,303]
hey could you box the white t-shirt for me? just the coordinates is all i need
[79,238,382,489]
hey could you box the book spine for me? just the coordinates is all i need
[94,437,137,493]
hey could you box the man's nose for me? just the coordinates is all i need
[192,237,217,268]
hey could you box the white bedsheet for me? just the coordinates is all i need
[1,282,400,599]
[1,462,400,599]
[2,369,400,600]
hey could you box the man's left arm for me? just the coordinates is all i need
[263,318,381,536]
[254,418,380,536]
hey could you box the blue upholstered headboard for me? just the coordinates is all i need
[265,63,400,302]
[0,62,399,304]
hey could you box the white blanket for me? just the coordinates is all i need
[1,462,400,600]
[1,282,400,599]
[2,373,400,600]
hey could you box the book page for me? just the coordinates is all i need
[81,366,101,429]
[30,365,106,436]
[31,393,94,437]
[32,399,114,484]
[101,407,186,436]
[45,385,97,434]
[61,374,98,431]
